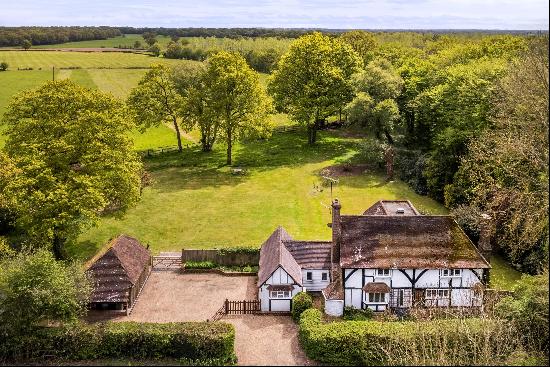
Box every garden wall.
[182,248,259,266]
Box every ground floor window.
[425,288,450,299]
[270,290,291,298]
[368,292,387,303]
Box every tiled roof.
[283,240,332,270]
[339,215,490,269]
[86,235,151,303]
[257,227,303,287]
[363,282,391,293]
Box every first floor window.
[368,292,386,303]
[270,291,291,298]
[321,272,328,281]
[441,269,461,277]
[306,272,313,281]
[376,269,391,277]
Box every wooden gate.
[210,299,261,321]
[152,255,182,270]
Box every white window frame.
[321,272,328,281]
[270,290,291,299]
[441,269,462,278]
[376,269,391,277]
[306,271,313,281]
[425,288,450,300]
[366,292,387,303]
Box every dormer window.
[376,269,391,277]
[396,208,405,214]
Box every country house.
[257,199,491,316]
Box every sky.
[1,0,548,30]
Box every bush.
[184,260,217,269]
[343,306,373,321]
[394,148,429,195]
[291,293,313,322]
[0,321,235,363]
[450,204,484,243]
[299,308,521,366]
[0,62,7,71]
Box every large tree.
[127,64,186,152]
[445,40,549,273]
[268,32,361,144]
[204,51,271,165]
[340,30,377,65]
[2,80,142,259]
[171,62,219,152]
[0,249,90,335]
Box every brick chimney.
[478,213,494,264]
[331,199,342,265]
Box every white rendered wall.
[301,269,330,292]
[258,266,302,312]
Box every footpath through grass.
[70,128,446,261]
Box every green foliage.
[268,32,362,144]
[343,306,373,321]
[340,30,377,65]
[203,51,271,165]
[2,80,142,258]
[127,63,185,151]
[0,249,91,335]
[450,204,484,243]
[291,292,313,322]
[184,261,217,269]
[299,308,521,366]
[0,321,235,363]
[495,272,549,353]
[0,62,7,71]
[148,44,161,56]
[21,39,32,50]
[216,247,259,256]
[0,237,15,259]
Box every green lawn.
[0,50,183,70]
[489,254,523,291]
[69,128,446,261]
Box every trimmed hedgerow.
[291,292,313,322]
[0,321,235,363]
[299,308,520,366]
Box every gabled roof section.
[86,235,151,303]
[339,215,490,269]
[363,200,420,216]
[283,240,332,270]
[257,226,303,287]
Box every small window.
[368,292,386,303]
[270,291,291,298]
[425,289,450,299]
[321,272,328,281]
[442,269,461,277]
[376,269,391,277]
[306,272,313,281]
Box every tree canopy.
[268,32,362,144]
[2,80,142,258]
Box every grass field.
[68,128,447,261]
[489,254,523,290]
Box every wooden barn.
[86,235,152,314]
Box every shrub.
[343,306,373,321]
[291,293,313,322]
[0,321,235,363]
[299,308,521,366]
[184,260,217,269]
[0,62,7,71]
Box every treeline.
[119,27,327,39]
[0,27,121,47]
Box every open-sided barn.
[86,235,152,314]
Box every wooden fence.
[210,299,261,321]
[182,249,259,266]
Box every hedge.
[299,308,520,366]
[0,321,235,363]
[291,292,313,322]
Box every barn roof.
[363,200,420,216]
[257,227,303,287]
[339,215,490,269]
[283,240,332,270]
[86,235,151,303]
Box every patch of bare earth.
[319,163,371,178]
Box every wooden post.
[243,300,246,314]
[225,299,229,315]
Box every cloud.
[1,0,548,29]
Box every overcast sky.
[1,0,548,30]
